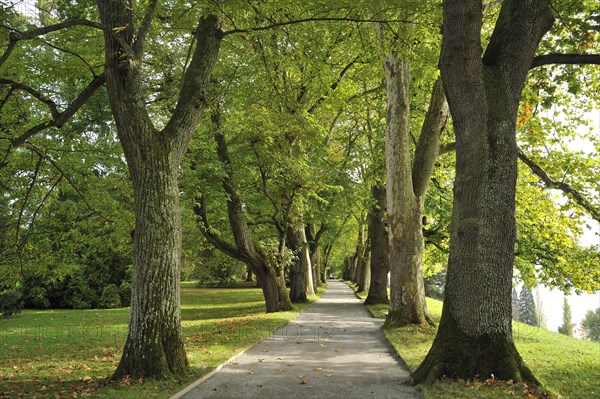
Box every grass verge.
[350,284,599,399]
[0,283,324,399]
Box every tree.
[413,0,555,385]
[193,110,293,312]
[580,308,600,342]
[511,288,520,321]
[95,2,223,379]
[558,297,574,337]
[383,64,448,326]
[518,287,538,327]
[534,288,547,329]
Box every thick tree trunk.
[98,2,222,379]
[384,55,432,327]
[365,183,389,305]
[114,157,188,378]
[245,266,253,282]
[413,0,554,385]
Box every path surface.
[174,280,422,399]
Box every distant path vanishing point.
[173,280,422,399]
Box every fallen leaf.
[258,358,266,363]
[279,369,285,372]
[256,384,263,387]
[325,374,333,378]
[248,371,256,375]
[335,349,341,352]
[314,368,322,372]
[277,357,284,360]
[300,379,309,385]
[262,349,269,352]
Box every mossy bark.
[413,301,538,385]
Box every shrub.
[26,286,51,309]
[0,287,23,317]
[119,281,131,307]
[99,284,122,309]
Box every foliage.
[99,284,122,309]
[0,285,320,398]
[424,268,446,301]
[518,288,538,327]
[0,286,23,317]
[558,297,574,337]
[580,307,600,342]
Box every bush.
[26,286,50,309]
[119,281,131,307]
[99,284,122,309]
[0,287,23,317]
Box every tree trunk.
[351,221,366,285]
[245,266,253,283]
[357,248,371,293]
[97,2,222,379]
[365,183,389,305]
[305,224,325,288]
[288,226,314,302]
[383,55,432,327]
[413,0,554,385]
[114,155,188,379]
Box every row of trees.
[1,0,598,387]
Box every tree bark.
[365,183,389,305]
[383,55,432,327]
[288,226,314,302]
[413,0,554,385]
[306,223,326,287]
[97,1,222,379]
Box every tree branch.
[517,149,600,222]
[0,78,60,119]
[23,142,100,217]
[134,0,159,58]
[0,19,133,68]
[193,195,248,263]
[11,73,106,147]
[222,17,415,36]
[412,77,450,199]
[530,53,600,69]
[307,56,358,114]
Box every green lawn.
[354,287,600,399]
[0,283,322,398]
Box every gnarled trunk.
[413,0,554,385]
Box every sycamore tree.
[414,0,599,385]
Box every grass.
[0,282,323,399]
[351,284,600,399]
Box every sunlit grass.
[0,283,323,398]
[347,282,599,399]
